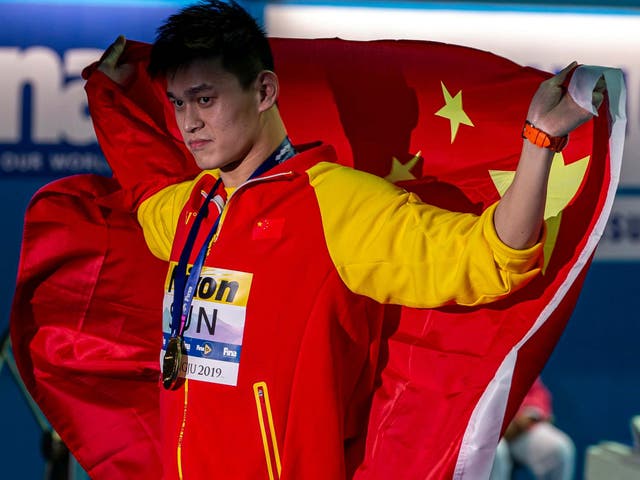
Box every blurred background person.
[490,378,575,480]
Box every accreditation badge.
[161,264,253,387]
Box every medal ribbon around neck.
[163,137,296,390]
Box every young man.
[93,1,601,478]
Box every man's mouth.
[188,139,211,151]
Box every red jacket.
[157,147,385,479]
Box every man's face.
[166,58,261,171]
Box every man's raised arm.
[494,62,604,249]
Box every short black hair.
[148,0,274,89]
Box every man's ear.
[256,70,279,112]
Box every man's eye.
[171,98,184,108]
[198,96,211,105]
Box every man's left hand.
[526,62,605,137]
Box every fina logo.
[0,46,110,176]
[223,347,238,358]
[202,343,213,357]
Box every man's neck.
[219,111,288,188]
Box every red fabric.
[11,175,165,479]
[10,38,615,479]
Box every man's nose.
[183,104,204,133]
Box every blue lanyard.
[170,137,296,338]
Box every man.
[90,1,601,478]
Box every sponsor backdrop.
[0,1,638,478]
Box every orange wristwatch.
[522,120,569,152]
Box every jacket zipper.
[253,381,282,480]
[227,176,289,479]
[177,378,189,480]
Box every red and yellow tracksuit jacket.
[137,144,543,480]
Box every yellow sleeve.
[307,162,543,308]
[136,171,211,261]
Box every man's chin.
[192,152,243,173]
[193,154,222,171]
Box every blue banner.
[0,2,185,177]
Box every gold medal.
[163,336,186,390]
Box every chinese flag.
[10,38,625,479]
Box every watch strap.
[522,120,569,152]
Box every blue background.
[1,1,638,479]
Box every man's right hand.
[96,35,135,87]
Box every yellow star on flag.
[384,151,422,183]
[435,82,474,143]
[489,152,590,272]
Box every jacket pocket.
[253,381,282,480]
